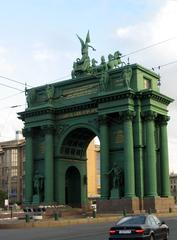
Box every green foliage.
[0,190,7,208]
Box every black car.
[109,214,169,240]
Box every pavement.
[1,211,177,229]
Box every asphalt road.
[0,217,176,240]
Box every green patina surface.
[19,32,173,207]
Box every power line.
[122,35,177,58]
[0,91,25,102]
[0,75,32,88]
[0,82,23,91]
[152,60,177,70]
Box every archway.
[58,126,100,207]
[65,166,81,207]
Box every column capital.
[121,110,136,121]
[158,115,170,125]
[142,110,157,121]
[98,115,108,125]
[42,125,55,134]
[22,127,33,137]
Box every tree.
[0,189,7,208]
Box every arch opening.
[59,127,100,207]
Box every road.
[0,217,176,240]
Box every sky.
[0,0,177,172]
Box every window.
[11,149,18,166]
[147,216,157,226]
[144,78,151,89]
[152,215,161,225]
[11,168,17,177]
[118,216,146,225]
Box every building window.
[144,78,151,89]
[11,149,18,167]
[11,168,17,177]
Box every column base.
[97,196,176,214]
[143,196,175,213]
[97,197,140,213]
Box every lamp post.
[7,167,11,211]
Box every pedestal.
[97,198,140,213]
[143,196,175,213]
[32,194,40,204]
[110,188,120,199]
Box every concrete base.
[97,198,140,213]
[97,196,176,214]
[143,196,175,213]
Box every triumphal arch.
[19,32,174,212]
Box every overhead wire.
[122,35,177,58]
[0,91,25,102]
[152,60,177,70]
[0,82,23,91]
[0,75,32,88]
[0,35,176,102]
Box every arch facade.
[20,63,174,212]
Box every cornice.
[137,90,174,105]
[18,102,98,119]
[91,89,136,104]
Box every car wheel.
[164,231,169,240]
[150,235,155,240]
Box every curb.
[1,212,177,229]
[0,216,119,229]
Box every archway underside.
[61,128,96,159]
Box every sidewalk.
[0,212,177,229]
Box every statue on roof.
[77,31,96,63]
[71,31,127,86]
[72,31,96,78]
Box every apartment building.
[0,136,25,204]
[170,172,177,203]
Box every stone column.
[160,115,170,197]
[99,115,109,199]
[144,111,158,197]
[133,100,144,198]
[123,110,136,198]
[43,125,54,204]
[23,128,33,204]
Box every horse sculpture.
[107,51,125,69]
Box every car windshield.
[117,216,146,225]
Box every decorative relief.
[25,88,36,107]
[114,130,124,144]
[57,108,97,120]
[46,84,55,103]
[39,143,45,155]
[63,83,99,99]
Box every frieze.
[57,107,97,120]
[63,83,99,99]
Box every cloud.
[33,48,56,62]
[115,1,177,172]
[115,1,177,56]
[0,46,16,74]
